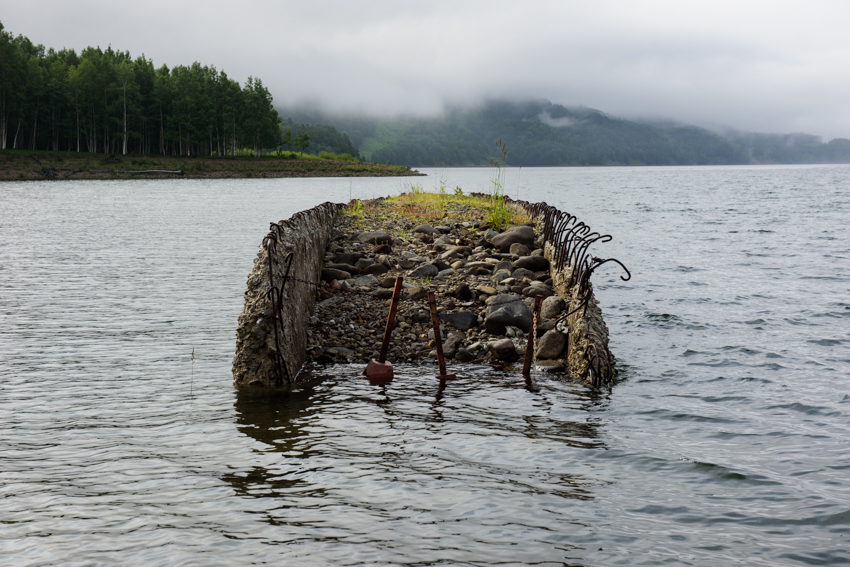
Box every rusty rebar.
[427,291,453,379]
[522,296,542,379]
[379,277,404,364]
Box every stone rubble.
[305,199,572,371]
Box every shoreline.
[0,150,423,181]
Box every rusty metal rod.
[378,277,404,363]
[427,291,449,377]
[522,296,542,379]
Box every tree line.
[0,21,280,156]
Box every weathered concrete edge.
[232,201,344,388]
[543,239,613,382]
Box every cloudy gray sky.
[5,0,850,139]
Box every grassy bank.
[0,149,422,181]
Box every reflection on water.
[224,365,604,563]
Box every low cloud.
[4,0,850,139]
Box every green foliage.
[0,20,280,155]
[293,132,310,156]
[486,140,513,230]
[280,119,360,159]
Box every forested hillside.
[0,21,280,156]
[283,101,850,166]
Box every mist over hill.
[279,100,850,167]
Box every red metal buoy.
[364,276,404,382]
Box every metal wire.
[503,197,630,390]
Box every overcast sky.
[4,0,850,139]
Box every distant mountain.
[278,100,850,167]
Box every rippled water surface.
[2,166,849,565]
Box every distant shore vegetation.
[0,20,361,161]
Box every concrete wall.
[232,202,343,388]
[544,246,614,382]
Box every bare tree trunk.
[122,80,128,155]
[159,105,165,155]
[31,102,39,150]
[75,93,80,152]
[0,91,6,150]
[13,118,21,149]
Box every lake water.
[1,165,848,566]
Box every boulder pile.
[306,199,571,371]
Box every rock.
[435,268,455,279]
[513,255,549,272]
[531,249,544,256]
[439,310,478,331]
[354,258,374,270]
[334,252,364,265]
[541,296,565,319]
[451,260,466,270]
[511,267,535,281]
[353,274,380,287]
[455,348,475,362]
[409,263,438,279]
[381,276,397,288]
[357,231,392,245]
[321,268,351,282]
[398,259,416,269]
[491,225,534,252]
[488,338,519,361]
[443,333,465,359]
[505,325,523,338]
[318,296,345,308]
[362,263,389,276]
[494,261,512,273]
[483,228,499,241]
[414,224,439,234]
[334,346,356,358]
[491,269,512,284]
[315,353,335,365]
[433,259,451,271]
[452,283,474,301]
[523,283,555,299]
[435,225,451,233]
[485,294,533,334]
[373,244,393,254]
[326,263,360,275]
[536,329,566,359]
[405,287,428,300]
[373,288,394,299]
[476,285,498,296]
[509,243,530,256]
[537,319,556,336]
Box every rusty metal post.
[428,291,456,380]
[364,276,404,381]
[522,296,542,379]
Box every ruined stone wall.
[233,202,343,387]
[544,245,613,382]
